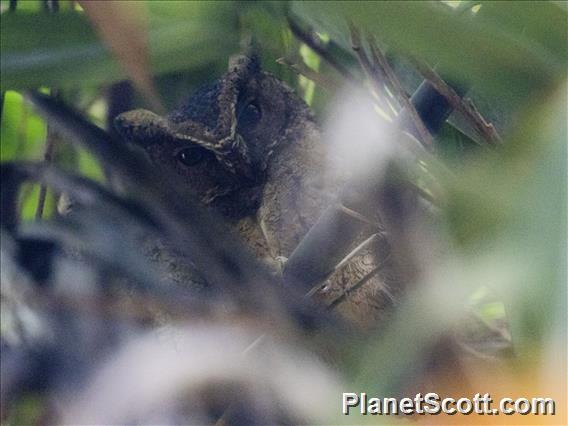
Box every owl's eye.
[176,146,207,167]
[238,102,262,127]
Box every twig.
[349,24,375,81]
[463,98,502,144]
[367,38,411,105]
[37,0,61,221]
[367,36,434,148]
[276,57,340,92]
[411,58,502,145]
[326,257,391,310]
[35,129,58,220]
[287,16,355,82]
[304,233,383,299]
[349,24,387,93]
[349,24,393,116]
[36,90,61,220]
[332,233,381,272]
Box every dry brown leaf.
[78,0,164,113]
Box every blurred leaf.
[1,2,239,90]
[77,148,104,182]
[1,2,565,421]
[1,12,110,90]
[349,77,566,407]
[478,301,507,322]
[0,0,42,12]
[445,81,567,354]
[436,121,482,163]
[6,395,44,426]
[290,1,565,103]
[78,1,163,112]
[0,90,46,162]
[477,1,568,62]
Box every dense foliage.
[1,1,566,424]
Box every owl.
[114,55,396,327]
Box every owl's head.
[114,55,311,219]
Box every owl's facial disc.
[115,56,265,180]
[114,54,292,218]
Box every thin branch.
[276,57,340,92]
[332,233,381,273]
[367,38,409,105]
[287,16,355,82]
[463,98,502,144]
[410,58,502,145]
[36,126,59,220]
[349,24,393,116]
[326,257,392,310]
[37,0,62,220]
[35,183,48,221]
[367,36,434,148]
[349,24,375,81]
[349,24,387,94]
[304,233,382,299]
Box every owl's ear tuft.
[114,109,170,147]
[227,54,260,76]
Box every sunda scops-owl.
[114,55,396,327]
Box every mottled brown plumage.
[114,55,396,327]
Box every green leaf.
[445,81,567,353]
[0,90,47,162]
[77,147,104,182]
[436,121,482,163]
[1,2,239,90]
[290,1,564,103]
[477,1,568,62]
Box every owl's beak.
[216,133,263,183]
